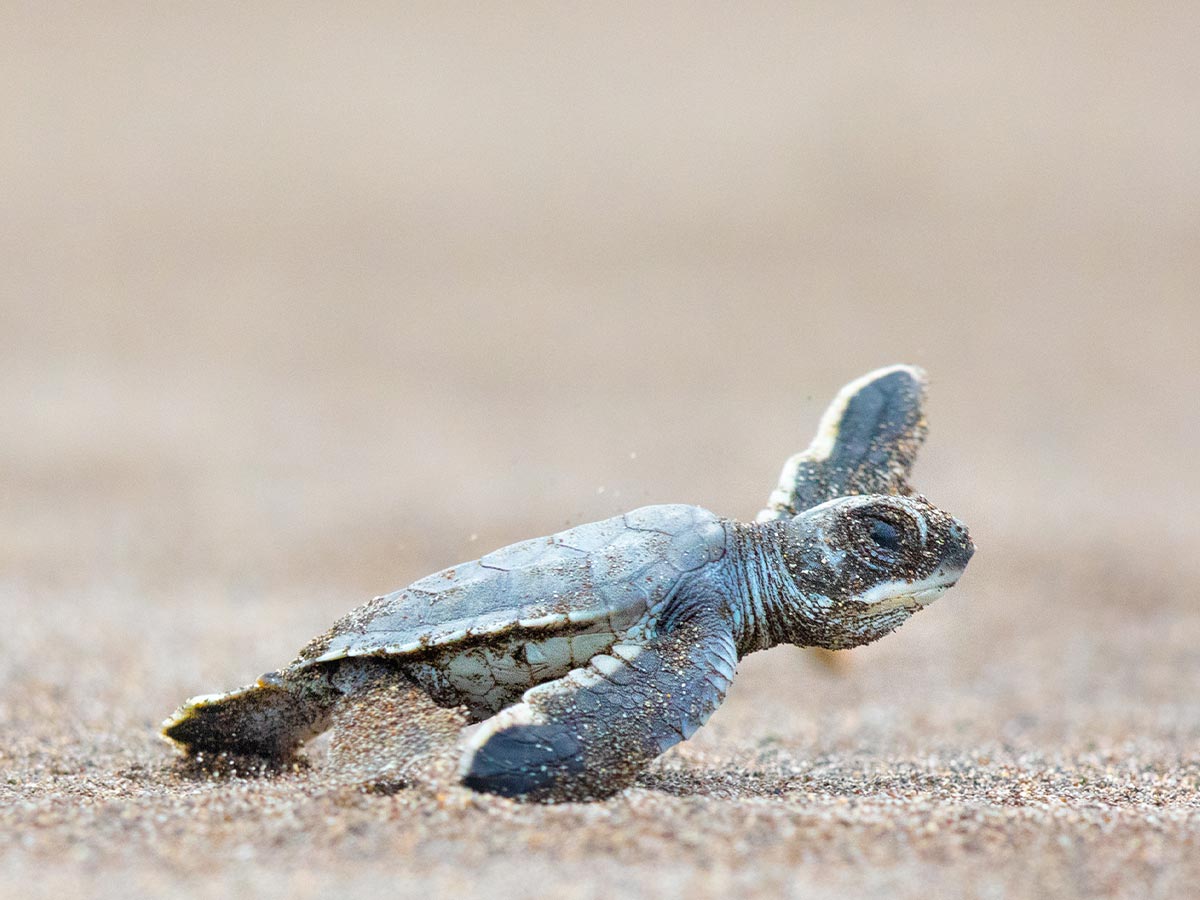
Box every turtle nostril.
[947,520,974,557]
[946,536,974,569]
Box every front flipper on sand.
[758,364,928,521]
[459,610,737,802]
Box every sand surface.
[3,4,1200,898]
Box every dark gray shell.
[297,504,727,669]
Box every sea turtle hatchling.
[163,365,974,801]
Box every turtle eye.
[868,518,902,552]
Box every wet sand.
[3,5,1200,898]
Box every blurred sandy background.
[2,3,1199,898]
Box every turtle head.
[778,494,974,649]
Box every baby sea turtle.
[162,365,973,802]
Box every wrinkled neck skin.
[720,519,907,659]
[722,519,813,657]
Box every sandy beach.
[3,4,1199,897]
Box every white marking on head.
[853,566,962,615]
[913,511,929,545]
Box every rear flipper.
[161,673,333,761]
[164,662,469,788]
[460,609,738,802]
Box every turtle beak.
[942,518,975,572]
[906,519,973,609]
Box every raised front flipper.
[459,609,737,802]
[758,364,928,520]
